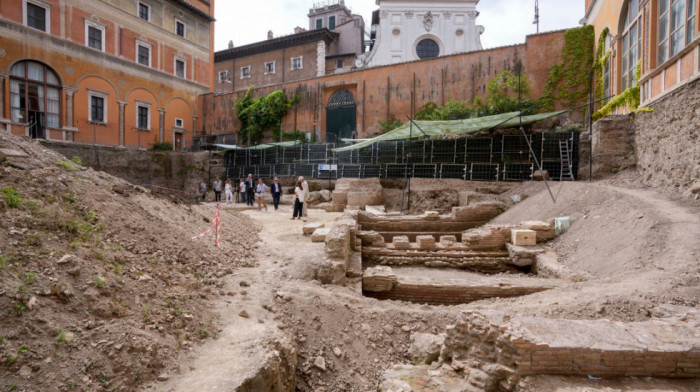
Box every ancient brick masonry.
[439,310,700,391]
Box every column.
[118,101,127,147]
[191,116,197,149]
[0,73,6,119]
[158,109,166,143]
[64,87,78,128]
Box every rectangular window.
[26,2,47,32]
[138,3,150,21]
[291,57,303,70]
[241,66,250,78]
[265,62,275,74]
[315,18,323,29]
[336,59,344,69]
[85,21,105,52]
[175,58,185,78]
[137,43,151,67]
[90,95,105,123]
[658,0,696,64]
[175,118,183,128]
[176,20,186,37]
[137,105,149,130]
[329,15,336,31]
[219,70,229,82]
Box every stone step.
[311,227,331,242]
[302,222,324,235]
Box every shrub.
[152,142,173,151]
[1,188,22,208]
[70,156,83,165]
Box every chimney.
[294,26,307,34]
[228,40,234,49]
[267,30,274,40]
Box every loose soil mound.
[0,133,259,391]
[483,181,700,322]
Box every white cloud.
[215,0,584,51]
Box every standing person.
[256,179,269,211]
[245,174,255,206]
[213,177,222,203]
[235,176,241,203]
[291,180,305,220]
[300,176,310,219]
[224,179,234,204]
[239,177,246,204]
[199,180,207,202]
[271,177,283,211]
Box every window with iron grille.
[26,2,47,32]
[416,38,440,60]
[91,96,104,123]
[88,26,103,51]
[241,66,251,78]
[138,3,150,21]
[265,62,275,74]
[336,59,344,69]
[292,57,303,70]
[137,44,150,66]
[176,20,185,37]
[137,105,149,129]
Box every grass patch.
[24,272,36,285]
[56,161,78,171]
[71,156,83,165]
[55,330,69,346]
[1,188,22,208]
[95,276,106,288]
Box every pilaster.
[118,101,127,147]
[158,109,166,143]
[64,87,78,128]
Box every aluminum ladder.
[558,139,575,181]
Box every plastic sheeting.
[554,216,577,236]
[333,111,566,152]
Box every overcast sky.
[214,0,584,51]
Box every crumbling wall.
[43,142,212,196]
[440,310,700,391]
[634,78,700,198]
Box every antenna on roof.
[533,0,540,34]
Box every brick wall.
[201,30,569,140]
[363,282,548,306]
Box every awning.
[333,111,565,152]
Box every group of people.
[200,175,309,219]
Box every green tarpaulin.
[333,111,566,152]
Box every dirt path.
[147,204,344,391]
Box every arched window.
[9,61,61,137]
[621,0,642,90]
[416,38,440,60]
[658,0,696,65]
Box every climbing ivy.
[538,25,595,113]
[593,61,645,120]
[232,88,300,145]
[593,27,611,101]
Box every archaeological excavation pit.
[322,201,569,306]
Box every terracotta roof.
[167,0,215,22]
[215,29,339,62]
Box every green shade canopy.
[333,111,566,152]
[215,141,303,151]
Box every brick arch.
[125,86,160,108]
[74,74,121,101]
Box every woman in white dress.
[224,179,234,204]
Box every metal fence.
[225,132,580,182]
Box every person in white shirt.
[256,179,269,211]
[291,180,306,220]
[239,179,246,204]
[300,176,310,218]
[224,179,234,204]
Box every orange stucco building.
[0,0,215,150]
[585,0,699,107]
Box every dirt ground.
[3,132,698,392]
[0,133,259,391]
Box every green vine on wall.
[232,87,300,145]
[539,25,595,113]
[593,61,645,120]
[593,27,611,101]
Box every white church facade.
[357,0,485,68]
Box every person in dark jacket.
[270,177,283,211]
[245,174,255,206]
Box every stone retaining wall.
[440,310,700,391]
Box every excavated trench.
[354,203,562,305]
